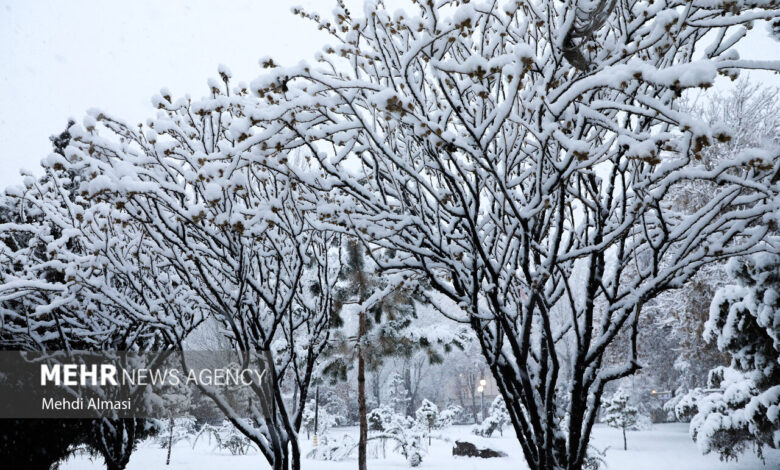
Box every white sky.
[1,1,778,190]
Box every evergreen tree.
[388,372,412,416]
[473,396,511,438]
[321,239,451,470]
[301,400,336,439]
[603,389,639,451]
[690,254,780,461]
[488,396,511,437]
[415,399,439,445]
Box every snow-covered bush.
[473,396,511,437]
[436,404,463,429]
[193,421,255,456]
[307,434,357,461]
[388,417,426,467]
[322,392,351,427]
[666,388,706,422]
[635,413,653,432]
[582,446,607,470]
[690,254,780,461]
[415,399,439,427]
[369,408,427,467]
[415,399,439,444]
[602,389,640,450]
[302,400,337,438]
[367,405,394,432]
[156,417,198,449]
[367,405,395,459]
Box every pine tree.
[323,239,422,470]
[388,372,412,416]
[603,389,639,451]
[415,399,439,445]
[301,400,336,439]
[488,396,511,437]
[473,396,511,438]
[690,254,780,461]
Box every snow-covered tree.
[637,80,779,398]
[665,388,705,423]
[240,2,780,470]
[2,2,779,470]
[415,399,438,444]
[372,410,427,467]
[690,253,780,461]
[490,396,512,436]
[321,238,423,470]
[388,371,412,415]
[603,389,639,450]
[302,399,337,439]
[367,405,395,432]
[436,404,463,429]
[473,395,511,438]
[3,72,343,470]
[0,122,162,470]
[449,345,490,423]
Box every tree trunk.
[623,426,627,451]
[291,436,302,470]
[98,419,135,470]
[358,307,368,470]
[166,416,174,465]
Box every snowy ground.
[60,423,780,470]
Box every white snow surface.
[59,423,780,470]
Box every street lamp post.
[478,379,487,420]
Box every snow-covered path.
[60,423,780,470]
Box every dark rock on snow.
[452,440,507,458]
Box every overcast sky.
[1,1,778,189]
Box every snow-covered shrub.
[667,388,706,422]
[302,400,337,438]
[370,409,427,466]
[602,389,640,450]
[415,399,439,444]
[320,389,350,426]
[690,254,780,461]
[368,405,394,432]
[436,404,463,429]
[156,417,198,449]
[307,434,356,461]
[635,413,653,431]
[415,399,439,428]
[193,421,255,455]
[663,392,683,422]
[366,405,394,459]
[389,421,426,467]
[582,445,607,470]
[407,449,423,467]
[472,396,510,437]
